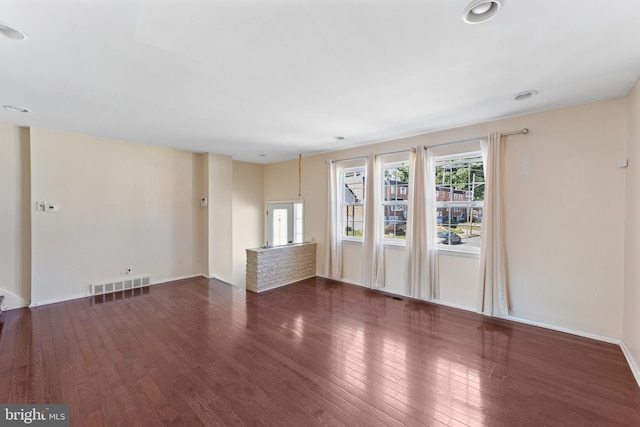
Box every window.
[342,167,365,239]
[267,201,303,246]
[383,161,409,241]
[435,152,484,251]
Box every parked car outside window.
[438,231,462,245]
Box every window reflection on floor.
[434,357,483,424]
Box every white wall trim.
[29,274,208,308]
[424,297,475,312]
[315,273,369,288]
[375,285,477,312]
[506,315,621,345]
[29,293,88,308]
[151,274,206,285]
[0,288,30,310]
[620,341,640,389]
[318,276,622,345]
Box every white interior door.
[267,203,294,246]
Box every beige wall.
[3,127,266,305]
[502,99,626,337]
[192,153,208,276]
[232,161,264,287]
[30,128,204,305]
[265,98,629,339]
[207,153,233,282]
[624,78,640,377]
[0,125,31,308]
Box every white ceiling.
[2,0,640,164]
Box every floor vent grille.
[90,276,151,296]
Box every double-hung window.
[435,152,484,252]
[382,161,410,242]
[341,167,365,240]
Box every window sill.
[340,240,408,249]
[342,238,363,245]
[383,240,406,248]
[437,247,480,258]
[340,241,479,258]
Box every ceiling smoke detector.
[0,22,28,40]
[463,0,504,24]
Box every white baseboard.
[315,273,369,288]
[372,286,477,312]
[29,274,207,308]
[319,277,621,345]
[0,288,30,310]
[620,341,640,389]
[505,315,620,345]
[151,274,206,285]
[29,293,88,308]
[425,298,475,312]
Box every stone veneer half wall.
[246,243,316,292]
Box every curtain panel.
[477,132,509,317]
[363,154,384,288]
[405,146,439,300]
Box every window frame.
[265,201,304,247]
[382,160,410,245]
[434,151,484,254]
[341,166,366,242]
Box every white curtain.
[325,160,343,279]
[362,154,384,288]
[405,146,439,299]
[477,132,509,317]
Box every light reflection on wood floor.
[0,276,638,426]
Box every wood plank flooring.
[0,276,639,426]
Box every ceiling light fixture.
[463,0,504,24]
[0,22,28,40]
[512,90,538,101]
[3,105,31,113]
[333,136,346,141]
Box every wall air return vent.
[90,276,151,296]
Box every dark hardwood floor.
[0,277,639,426]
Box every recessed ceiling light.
[3,105,31,113]
[463,0,504,24]
[512,90,538,101]
[333,136,346,141]
[0,22,28,40]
